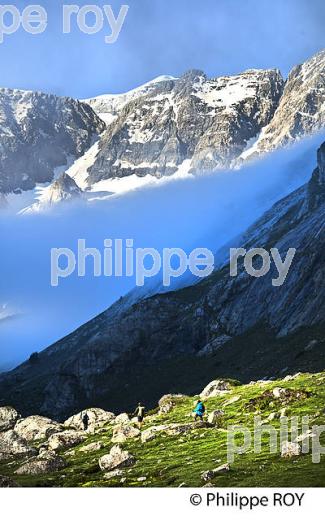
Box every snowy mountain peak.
[0,89,105,194]
[83,75,177,125]
[20,174,83,213]
[84,67,284,186]
[45,173,83,204]
[2,50,325,205]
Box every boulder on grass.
[0,407,20,432]
[114,413,130,425]
[207,410,225,426]
[201,463,230,481]
[104,469,124,480]
[99,445,136,472]
[48,431,86,451]
[0,430,37,461]
[200,380,231,398]
[141,425,169,443]
[272,387,287,399]
[281,441,302,458]
[158,394,185,414]
[79,441,104,453]
[14,415,63,442]
[15,451,67,475]
[64,408,115,433]
[112,424,140,443]
[141,422,206,443]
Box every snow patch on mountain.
[84,75,177,124]
[68,140,101,188]
[87,158,193,196]
[193,70,259,110]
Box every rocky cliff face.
[80,51,325,188]
[250,50,325,155]
[84,75,177,124]
[85,68,284,185]
[2,51,324,197]
[0,89,105,193]
[1,143,324,418]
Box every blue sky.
[0,0,324,98]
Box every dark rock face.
[308,142,325,210]
[86,69,284,184]
[0,144,324,419]
[0,89,105,193]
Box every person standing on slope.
[134,402,146,428]
[193,400,205,422]
[82,411,89,431]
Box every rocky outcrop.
[64,408,115,433]
[141,422,207,443]
[114,413,130,425]
[48,431,86,451]
[15,451,67,475]
[252,50,325,155]
[14,415,63,442]
[158,395,186,414]
[0,430,37,461]
[23,174,83,213]
[0,407,20,432]
[207,410,225,426]
[79,441,104,453]
[112,424,140,443]
[99,445,136,471]
[307,142,325,211]
[0,371,322,486]
[141,425,170,443]
[0,89,105,193]
[200,380,232,398]
[103,469,125,480]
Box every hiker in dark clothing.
[82,411,89,431]
[134,402,145,428]
[193,400,205,422]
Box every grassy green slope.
[1,371,325,487]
